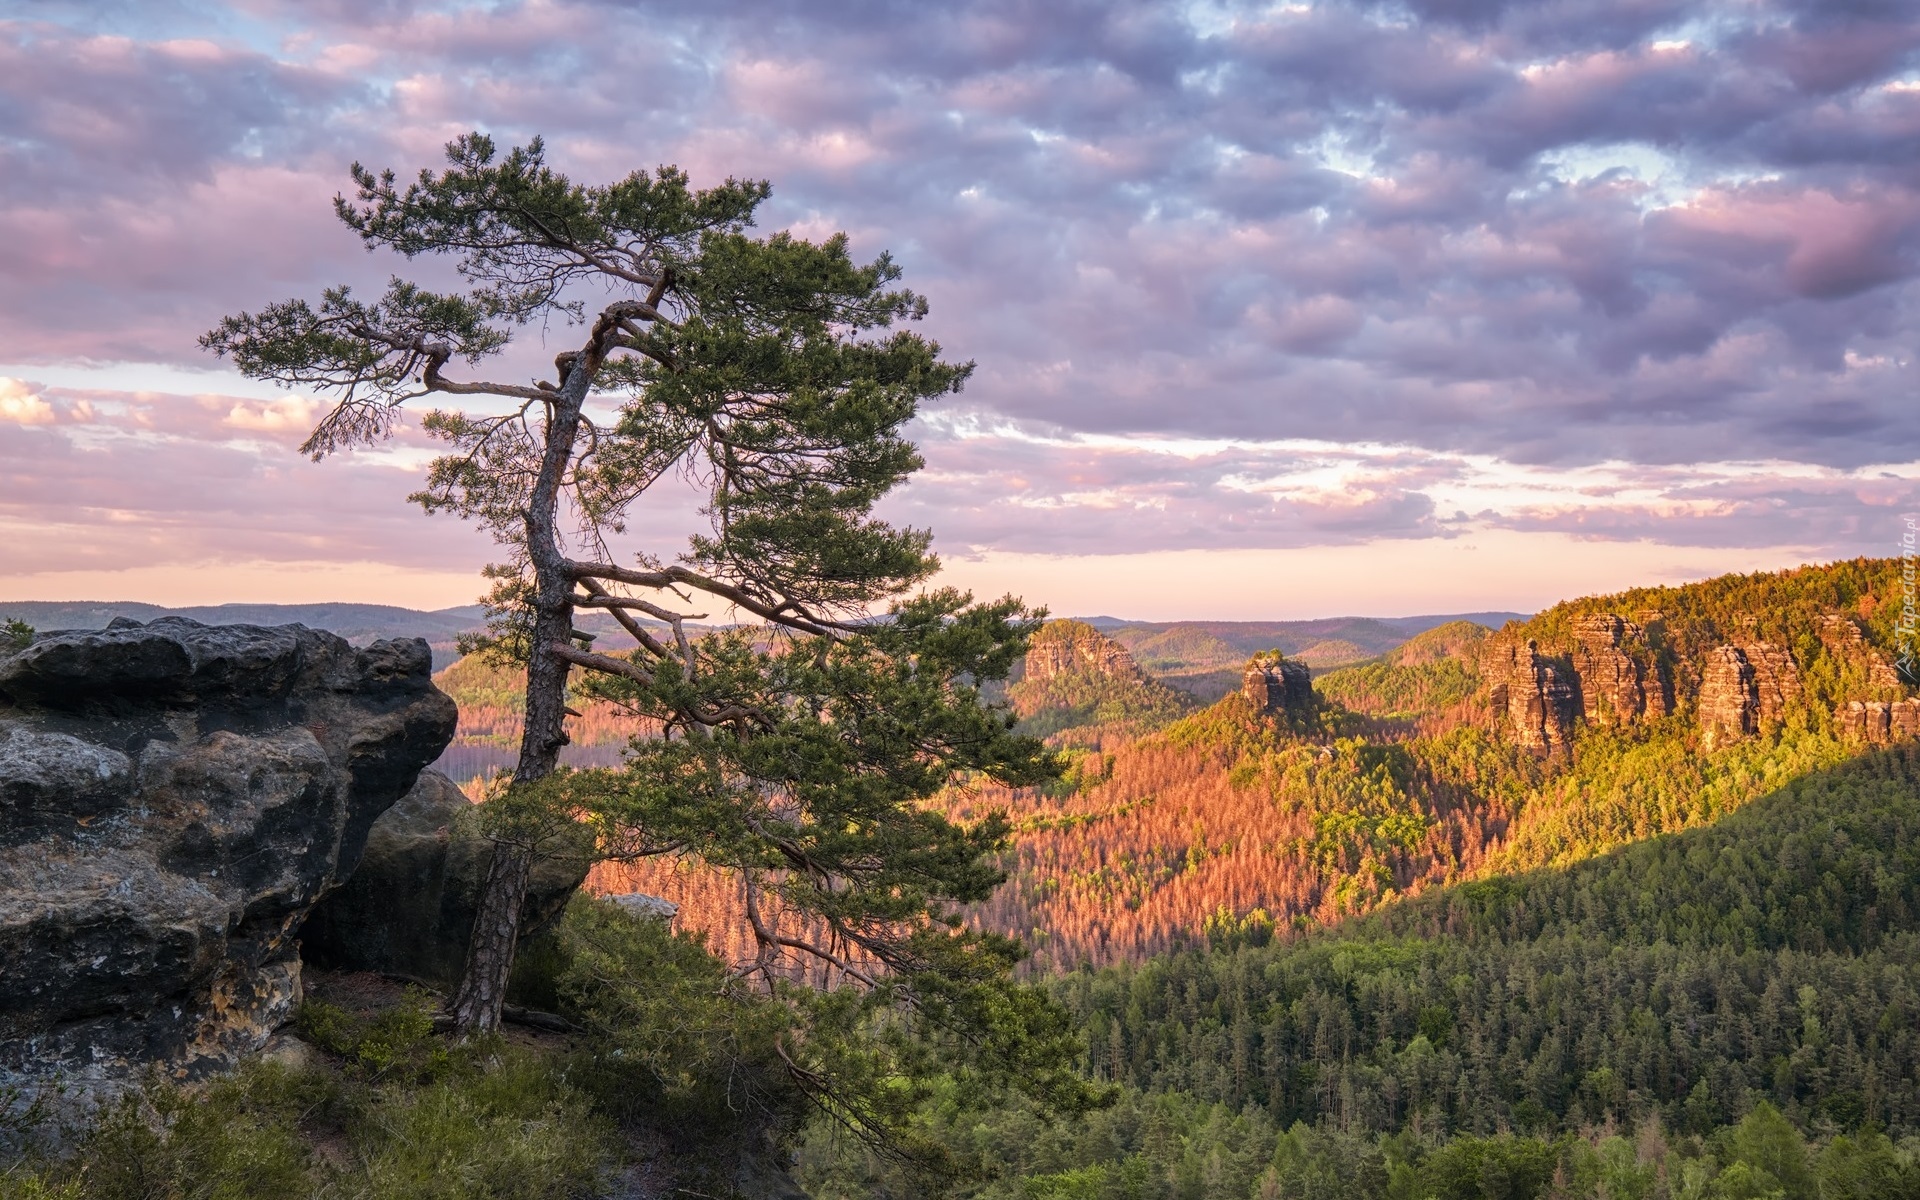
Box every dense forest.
[800,744,1920,1198]
[603,560,1912,967]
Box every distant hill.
[1089,611,1526,700]
[0,601,492,668]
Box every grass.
[0,899,807,1200]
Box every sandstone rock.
[0,617,455,1096]
[1698,645,1758,748]
[300,768,593,988]
[1842,697,1920,745]
[1483,638,1577,753]
[1020,621,1143,684]
[1819,613,1870,654]
[1820,613,1906,689]
[1242,652,1314,715]
[1569,615,1669,725]
[1897,699,1920,740]
[1007,620,1192,731]
[1736,640,1802,724]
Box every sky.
[1,0,1917,620]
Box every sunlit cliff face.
[2,1,1917,615]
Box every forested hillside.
[801,744,1920,1198]
[439,560,1920,1196]
[1100,612,1523,701]
[430,652,651,784]
[606,560,1919,975]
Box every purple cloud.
[1,0,1918,592]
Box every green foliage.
[1,619,32,650]
[802,1079,1920,1200]
[577,589,1058,989]
[9,1030,613,1200]
[1316,653,1482,722]
[68,1067,319,1200]
[1417,1133,1565,1200]
[295,988,453,1082]
[1045,747,1920,1141]
[539,895,1104,1181]
[541,895,802,1139]
[347,1056,608,1200]
[432,651,529,715]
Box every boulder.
[0,617,455,1095]
[300,768,594,988]
[606,892,679,923]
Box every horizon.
[0,595,1535,626]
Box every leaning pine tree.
[203,135,1070,1092]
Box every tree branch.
[742,875,880,989]
[566,560,848,637]
[572,581,677,660]
[547,641,656,686]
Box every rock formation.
[1842,698,1920,744]
[1242,652,1314,716]
[1483,638,1577,753]
[606,892,679,923]
[1020,620,1144,684]
[0,617,456,1094]
[300,768,593,988]
[1007,620,1193,732]
[1697,645,1758,748]
[1569,615,1668,725]
[1736,640,1802,724]
[1821,614,1907,690]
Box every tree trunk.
[447,839,536,1031]
[448,349,596,1034]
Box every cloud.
[0,378,55,425]
[888,413,1920,558]
[1,0,1918,584]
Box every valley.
[15,559,1920,1197]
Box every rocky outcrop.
[1007,620,1193,732]
[607,892,679,923]
[1843,698,1920,744]
[1483,638,1577,753]
[301,768,593,988]
[1821,614,1907,690]
[0,617,456,1094]
[1020,620,1143,684]
[1737,640,1802,724]
[1569,615,1668,725]
[1697,645,1759,748]
[1243,652,1313,716]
